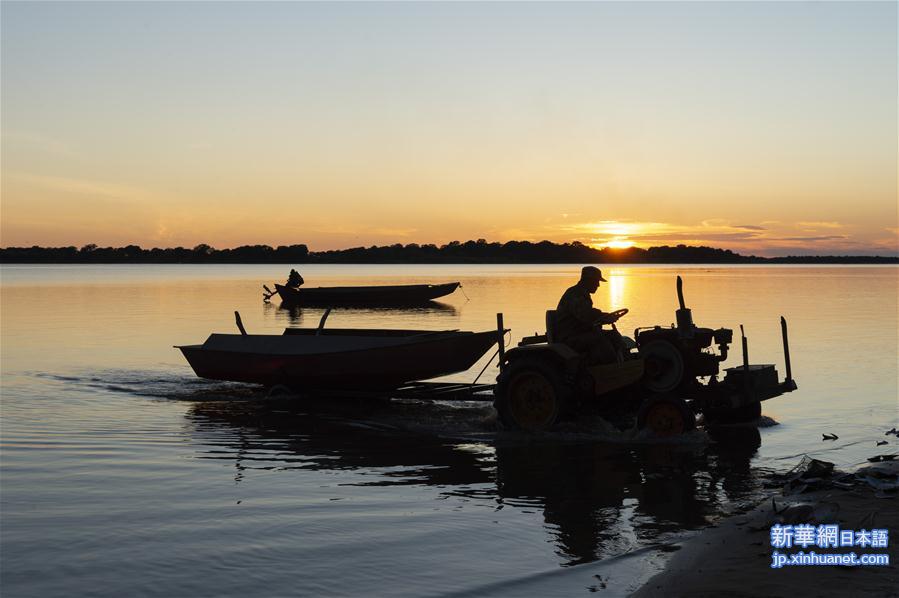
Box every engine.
[635,277,733,392]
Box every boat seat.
[545,310,558,344]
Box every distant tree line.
[0,243,311,263]
[0,240,896,264]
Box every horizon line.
[2,240,897,260]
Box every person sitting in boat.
[286,269,304,289]
[554,266,626,364]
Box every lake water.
[1,264,897,596]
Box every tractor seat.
[545,309,558,344]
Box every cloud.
[769,235,848,242]
[8,172,161,204]
[797,221,845,229]
[561,219,768,244]
[538,216,894,256]
[626,231,765,242]
[155,222,172,242]
[369,227,418,237]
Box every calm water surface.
[2,264,897,597]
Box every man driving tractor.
[555,266,628,364]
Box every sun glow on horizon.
[601,239,637,250]
[584,221,645,250]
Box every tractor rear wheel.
[637,394,695,438]
[494,358,571,431]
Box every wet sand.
[634,460,899,597]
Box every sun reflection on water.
[606,269,627,310]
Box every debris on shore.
[634,453,899,597]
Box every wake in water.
[35,369,261,402]
[31,368,782,449]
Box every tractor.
[493,276,798,436]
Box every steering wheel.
[596,307,628,329]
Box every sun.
[580,221,649,250]
[585,221,640,249]
[604,239,635,249]
[588,238,635,250]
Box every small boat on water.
[177,315,501,391]
[271,282,461,306]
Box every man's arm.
[568,293,606,326]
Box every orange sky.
[2,3,896,256]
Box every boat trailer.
[275,314,509,403]
[287,380,498,402]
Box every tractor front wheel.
[494,358,571,431]
[265,384,295,399]
[637,394,695,438]
[640,340,685,393]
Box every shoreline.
[2,259,898,265]
[632,458,899,597]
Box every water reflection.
[263,300,459,326]
[606,268,628,311]
[186,400,765,566]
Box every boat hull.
[178,329,499,391]
[274,282,460,306]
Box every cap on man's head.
[581,266,607,282]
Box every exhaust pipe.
[675,276,694,335]
[740,324,749,371]
[496,313,506,369]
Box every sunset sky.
[2,2,896,256]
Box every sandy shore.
[633,460,899,597]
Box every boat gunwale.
[273,281,460,305]
[278,282,459,293]
[177,329,498,359]
[275,281,462,293]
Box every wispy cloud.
[797,221,845,229]
[560,219,768,245]
[770,235,848,242]
[370,227,418,237]
[626,231,764,242]
[531,217,890,256]
[9,172,162,204]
